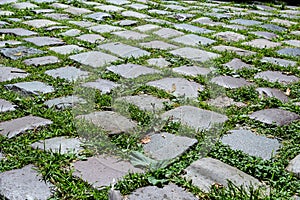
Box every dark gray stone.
[0,99,16,112]
[0,46,44,60]
[23,56,59,66]
[170,47,220,63]
[45,66,89,81]
[24,36,64,47]
[261,24,287,32]
[286,154,300,178]
[5,81,54,96]
[0,164,54,200]
[82,78,120,94]
[0,115,52,138]
[128,184,198,200]
[0,28,37,36]
[49,45,84,55]
[256,87,289,103]
[23,19,59,28]
[254,71,299,85]
[223,58,253,71]
[172,65,211,77]
[107,64,160,78]
[174,23,214,34]
[221,129,280,160]
[44,95,86,109]
[261,57,297,67]
[72,155,143,187]
[277,48,300,57]
[140,40,178,50]
[249,108,300,126]
[0,66,29,82]
[172,34,216,46]
[161,105,228,131]
[86,12,111,21]
[76,111,137,135]
[211,76,253,89]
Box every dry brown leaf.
[285,88,291,96]
[141,135,151,144]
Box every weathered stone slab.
[271,19,297,27]
[107,64,160,78]
[256,87,289,103]
[213,31,246,42]
[0,21,9,27]
[116,94,170,112]
[147,58,170,68]
[212,45,256,56]
[223,58,253,71]
[286,154,300,178]
[121,10,150,19]
[147,78,204,98]
[134,24,160,32]
[172,34,216,46]
[0,66,29,82]
[164,4,189,11]
[261,57,297,67]
[112,30,149,40]
[97,42,150,58]
[31,136,83,154]
[76,34,104,43]
[49,45,84,55]
[60,29,81,37]
[23,19,59,28]
[0,28,37,36]
[5,81,54,96]
[174,23,213,34]
[254,71,299,85]
[69,20,96,28]
[0,0,17,4]
[64,7,92,15]
[0,115,52,138]
[128,184,198,200]
[284,40,300,48]
[0,99,16,112]
[224,24,247,31]
[43,13,70,20]
[127,3,148,10]
[206,96,246,108]
[192,17,224,27]
[277,48,300,57]
[243,39,281,49]
[184,157,265,192]
[24,36,64,47]
[0,164,54,200]
[0,46,44,60]
[230,19,262,26]
[86,12,111,21]
[69,51,119,68]
[221,130,280,160]
[249,108,300,126]
[116,19,138,26]
[23,56,59,66]
[95,5,125,12]
[82,78,120,94]
[261,24,286,32]
[211,75,252,89]
[89,25,124,33]
[45,66,89,81]
[153,28,184,38]
[172,65,211,77]
[13,2,38,9]
[140,40,178,50]
[106,0,130,5]
[250,31,277,39]
[76,111,137,135]
[143,132,197,160]
[0,40,22,47]
[72,155,143,188]
[44,95,86,109]
[170,47,220,63]
[161,105,228,130]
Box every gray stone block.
[0,99,17,112]
[0,66,29,82]
[107,64,160,78]
[5,81,54,96]
[23,19,59,28]
[24,36,64,47]
[140,40,178,50]
[44,95,87,109]
[82,78,120,94]
[254,71,299,85]
[23,56,59,66]
[0,46,44,60]
[170,47,220,63]
[211,75,253,89]
[286,154,300,178]
[0,28,37,36]
[172,34,216,46]
[256,87,289,103]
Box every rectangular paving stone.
[250,31,278,39]
[284,40,300,48]
[206,95,246,108]
[256,87,289,103]
[0,46,44,60]
[72,155,143,188]
[82,78,120,94]
[0,99,16,113]
[89,24,124,33]
[161,105,228,131]
[153,28,184,38]
[211,75,253,89]
[76,34,104,43]
[140,40,178,50]
[286,154,300,178]
[69,20,97,28]
[184,157,266,192]
[192,17,225,27]
[107,64,160,78]
[12,2,38,9]
[172,65,211,77]
[212,45,256,56]
[243,39,281,49]
[95,5,125,12]
[261,24,286,32]
[277,48,300,57]
[106,0,130,5]
[172,34,216,46]
[0,28,37,36]
[147,58,170,68]
[0,66,29,82]
[23,56,59,66]
[0,115,52,138]
[254,71,299,85]
[261,57,297,67]
[97,42,150,58]
[64,7,92,15]
[69,51,119,68]
[213,31,246,42]
[23,19,59,28]
[112,30,149,40]
[121,10,150,19]
[44,95,86,109]
[49,45,84,55]
[43,13,70,20]
[134,24,160,32]
[45,66,89,81]
[170,47,220,63]
[0,40,22,47]
[60,29,81,37]
[230,19,262,26]
[85,12,111,21]
[5,81,54,96]
[24,37,64,47]
[0,164,54,200]
[223,58,253,71]
[174,23,214,34]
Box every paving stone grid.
[0,0,299,199]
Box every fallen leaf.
[141,135,151,144]
[13,52,22,56]
[285,88,291,96]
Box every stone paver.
[107,64,160,78]
[172,65,211,77]
[45,66,89,81]
[211,75,253,89]
[261,57,297,67]
[0,99,17,113]
[0,28,37,36]
[0,115,52,138]
[147,58,170,68]
[223,58,253,71]
[76,34,104,43]
[44,95,86,109]
[170,47,220,63]
[82,78,120,94]
[5,81,54,96]
[23,19,59,28]
[277,48,300,57]
[212,45,256,56]
[0,164,54,200]
[256,87,289,103]
[286,154,300,178]
[112,30,149,40]
[250,31,277,39]
[23,56,59,66]
[214,31,246,42]
[140,40,178,50]
[243,39,281,49]
[24,36,65,47]
[254,71,299,85]
[49,45,84,55]
[0,46,44,60]
[172,34,216,46]
[153,28,184,38]
[0,66,29,82]
[206,96,246,108]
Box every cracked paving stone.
[107,63,160,78]
[97,42,150,58]
[249,108,300,126]
[127,184,198,200]
[112,30,149,40]
[286,154,300,178]
[23,56,60,66]
[76,111,137,135]
[44,95,86,109]
[206,96,246,108]
[0,28,37,36]
[170,47,220,63]
[0,115,52,138]
[261,57,297,67]
[24,36,64,47]
[213,31,246,42]
[49,45,84,55]
[0,46,44,60]
[5,81,54,96]
[223,58,254,71]
[147,77,204,98]
[184,157,266,192]
[23,19,59,28]
[31,136,83,154]
[250,31,278,39]
[0,164,54,200]
[147,58,170,68]
[0,66,29,82]
[82,78,120,94]
[277,48,300,57]
[212,45,256,56]
[0,99,17,113]
[172,65,211,77]
[72,155,143,188]
[89,24,124,33]
[161,105,228,131]
[116,94,170,112]
[86,12,112,21]
[256,87,289,103]
[254,71,299,85]
[242,39,281,49]
[172,34,216,46]
[45,66,89,81]
[221,129,280,160]
[143,132,197,160]
[211,75,253,89]
[140,40,178,50]
[153,28,184,38]
[76,34,104,43]
[174,23,214,34]
[69,51,119,68]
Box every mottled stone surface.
[24,36,64,47]
[172,34,216,46]
[249,108,300,126]
[223,58,253,70]
[214,31,246,42]
[250,31,277,39]
[49,45,84,55]
[86,12,111,21]
[211,76,252,89]
[170,47,220,63]
[172,65,211,77]
[212,45,256,56]
[72,155,143,187]
[256,87,289,103]
[89,24,124,33]
[5,81,54,96]
[107,64,160,78]
[23,56,59,66]
[261,57,297,67]
[254,71,299,85]
[82,78,120,94]
[0,28,37,36]
[23,19,59,28]
[0,66,29,82]
[277,48,300,57]
[140,40,178,50]
[0,115,52,138]
[206,96,246,108]
[153,28,184,38]
[230,19,262,26]
[243,39,281,49]
[44,95,86,109]
[134,24,160,32]
[161,105,228,131]
[0,99,17,112]
[112,30,149,40]
[0,165,54,200]
[174,23,213,34]
[0,46,44,60]
[147,58,170,68]
[76,34,104,43]
[286,154,300,178]
[221,130,280,160]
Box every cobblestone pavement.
[0,0,299,199]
